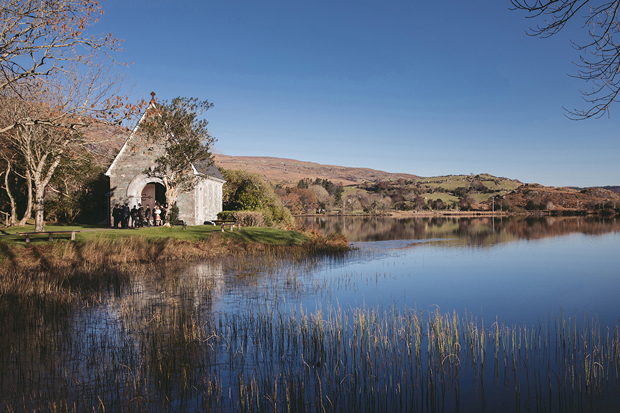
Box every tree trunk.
[18,168,32,226]
[34,186,45,232]
[32,155,62,232]
[2,163,17,226]
[163,177,178,208]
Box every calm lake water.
[3,215,620,412]
[291,216,620,326]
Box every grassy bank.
[0,225,348,265]
[0,224,312,245]
[0,224,348,261]
[0,225,349,335]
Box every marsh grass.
[4,301,619,411]
[0,235,617,413]
[1,247,619,412]
[0,228,348,270]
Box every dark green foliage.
[431,198,445,210]
[297,178,309,189]
[525,200,545,211]
[394,201,413,211]
[222,169,293,227]
[46,155,109,223]
[333,186,344,204]
[217,211,236,220]
[166,203,179,224]
[453,187,470,198]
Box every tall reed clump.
[302,231,350,255]
[1,230,349,271]
[3,283,620,413]
[2,247,617,412]
[54,236,228,266]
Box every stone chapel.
[105,100,224,225]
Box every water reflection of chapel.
[105,99,224,225]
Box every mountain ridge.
[214,154,419,186]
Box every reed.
[1,253,619,412]
[0,229,349,270]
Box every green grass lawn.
[422,181,464,191]
[0,223,309,247]
[422,193,459,204]
[224,227,309,245]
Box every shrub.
[221,169,294,227]
[218,211,236,220]
[166,203,179,224]
[525,200,545,210]
[233,211,265,227]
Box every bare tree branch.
[512,0,620,118]
[0,0,122,92]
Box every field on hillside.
[216,155,618,214]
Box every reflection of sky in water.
[305,232,620,326]
[61,226,620,413]
[175,228,620,328]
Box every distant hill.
[594,186,620,195]
[501,184,620,212]
[214,155,420,186]
[566,186,620,195]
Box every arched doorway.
[126,174,166,208]
[141,182,166,208]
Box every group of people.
[112,202,168,229]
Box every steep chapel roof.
[104,100,222,181]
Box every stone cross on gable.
[150,91,156,103]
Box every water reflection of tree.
[300,216,620,246]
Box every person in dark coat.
[123,204,130,229]
[137,203,144,228]
[161,203,168,225]
[112,204,120,228]
[130,205,138,229]
[144,205,151,227]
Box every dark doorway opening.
[141,183,166,207]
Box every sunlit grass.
[0,224,310,247]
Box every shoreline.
[0,228,349,271]
[296,209,613,218]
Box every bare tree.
[0,1,140,230]
[1,66,127,231]
[1,1,119,99]
[2,97,79,231]
[512,0,620,118]
[0,158,18,226]
[358,192,391,214]
[0,0,142,136]
[309,184,331,213]
[0,105,32,226]
[413,195,426,211]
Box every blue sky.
[97,0,619,187]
